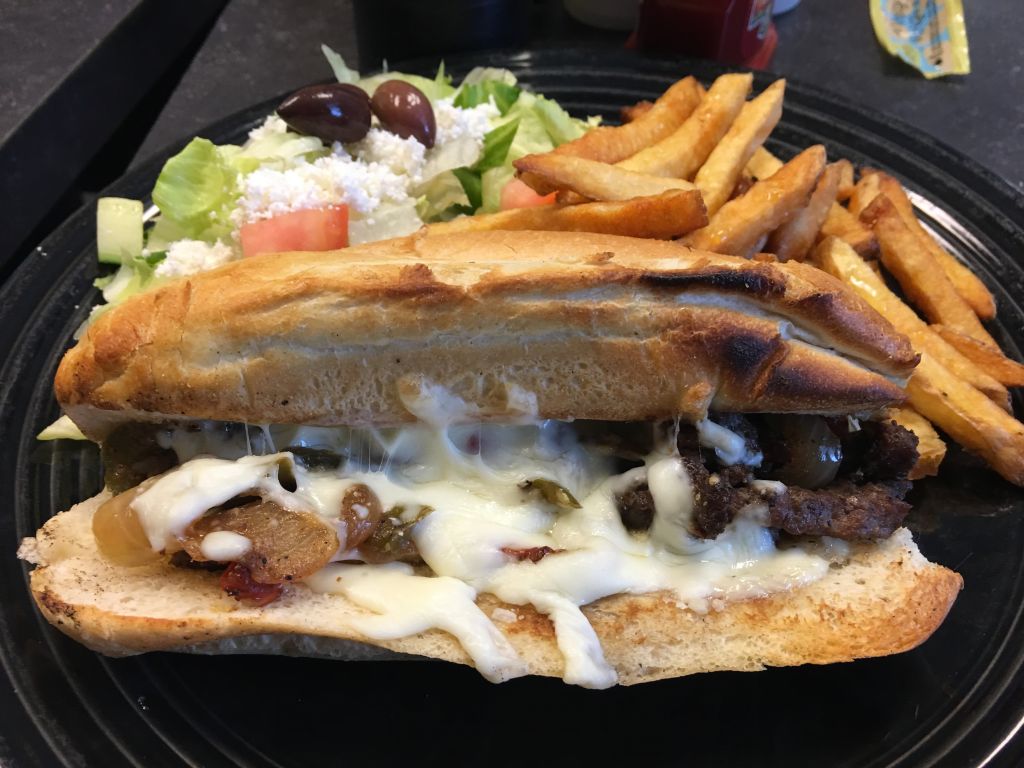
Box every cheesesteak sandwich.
[21,230,962,688]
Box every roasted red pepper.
[220,563,284,607]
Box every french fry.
[908,352,1024,486]
[886,406,946,479]
[684,144,824,256]
[547,76,701,164]
[745,146,783,180]
[861,195,998,347]
[816,238,1024,484]
[519,76,701,195]
[873,173,996,319]
[621,100,654,123]
[693,79,786,215]
[814,238,1010,409]
[617,73,752,180]
[766,162,841,261]
[817,203,878,256]
[848,171,883,217]
[427,189,708,239]
[513,154,696,202]
[932,325,1024,387]
[834,159,855,202]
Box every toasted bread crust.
[56,232,916,439]
[23,495,961,686]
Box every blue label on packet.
[870,0,970,79]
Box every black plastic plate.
[2,49,1023,767]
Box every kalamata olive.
[370,80,436,148]
[764,415,843,489]
[277,83,372,144]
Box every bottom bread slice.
[20,493,963,686]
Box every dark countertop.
[0,0,141,145]
[1,0,1021,272]
[128,0,1023,191]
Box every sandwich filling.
[91,391,919,688]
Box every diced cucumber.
[97,197,143,264]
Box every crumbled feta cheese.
[352,128,426,180]
[229,101,497,232]
[434,97,499,146]
[155,240,236,278]
[233,152,411,225]
[247,114,289,142]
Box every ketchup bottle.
[635,0,778,68]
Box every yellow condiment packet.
[869,0,970,79]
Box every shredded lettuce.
[451,119,520,210]
[454,81,521,115]
[322,43,360,84]
[460,67,518,87]
[481,165,515,213]
[151,138,239,242]
[418,135,481,183]
[357,62,455,102]
[348,200,423,244]
[232,131,326,171]
[533,95,589,146]
[416,172,472,221]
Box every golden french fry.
[693,80,786,215]
[620,100,654,123]
[861,195,998,347]
[818,203,878,256]
[848,171,883,217]
[908,352,1024,486]
[872,173,996,319]
[684,144,824,256]
[520,76,701,195]
[745,146,783,180]
[834,159,855,202]
[886,406,946,480]
[766,162,841,261]
[548,76,701,164]
[427,189,708,239]
[513,154,696,202]
[932,325,1024,387]
[814,237,1010,409]
[617,73,753,180]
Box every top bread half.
[56,231,918,439]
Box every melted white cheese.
[696,419,763,467]
[305,562,527,683]
[199,530,252,561]
[132,418,829,689]
[131,454,300,550]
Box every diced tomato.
[499,178,557,211]
[239,205,349,258]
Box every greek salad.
[89,47,592,314]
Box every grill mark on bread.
[636,264,786,299]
